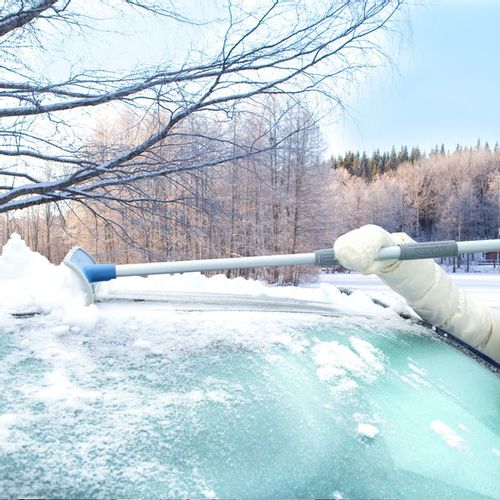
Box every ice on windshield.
[1,304,499,499]
[430,420,465,449]
[1,235,499,499]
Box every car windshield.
[1,296,499,499]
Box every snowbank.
[357,423,379,439]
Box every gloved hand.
[333,225,500,363]
[333,224,401,275]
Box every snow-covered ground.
[320,272,500,311]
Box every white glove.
[333,224,402,275]
[334,225,500,363]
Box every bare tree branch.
[0,0,406,215]
[0,0,58,37]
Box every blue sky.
[39,1,500,159]
[327,0,500,156]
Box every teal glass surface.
[0,305,498,499]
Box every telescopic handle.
[105,238,500,282]
[377,239,500,261]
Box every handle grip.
[377,241,459,261]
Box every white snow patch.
[269,332,309,353]
[408,363,427,377]
[492,448,500,456]
[430,420,465,449]
[350,337,385,371]
[400,361,431,389]
[133,338,154,349]
[330,378,359,396]
[357,423,379,439]
[20,330,93,370]
[312,336,385,383]
[0,413,17,441]
[51,325,70,335]
[0,233,98,329]
[28,369,101,407]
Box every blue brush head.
[63,247,117,304]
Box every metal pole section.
[113,239,500,278]
[116,252,317,277]
[376,246,401,260]
[457,239,500,253]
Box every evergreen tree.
[344,151,356,175]
[369,150,381,177]
[398,145,409,164]
[360,151,369,178]
[381,152,388,173]
[409,146,421,163]
[388,146,398,170]
[430,145,440,157]
[353,151,361,176]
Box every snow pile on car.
[96,270,396,317]
[0,233,406,328]
[0,234,97,328]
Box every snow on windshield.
[0,233,404,328]
[0,233,398,428]
[1,234,499,499]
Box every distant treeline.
[327,142,500,245]
[2,120,500,281]
[331,140,500,179]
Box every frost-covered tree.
[326,143,500,246]
[0,0,405,214]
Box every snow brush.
[64,239,500,304]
